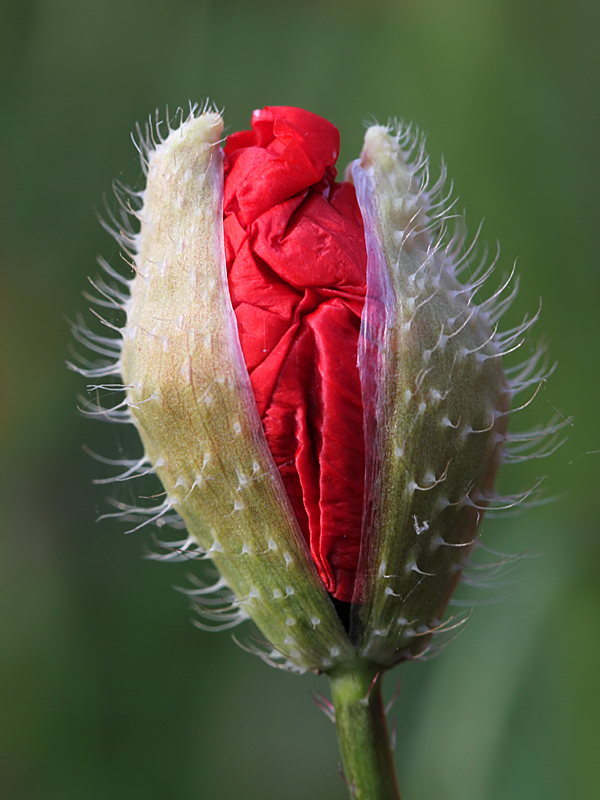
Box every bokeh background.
[1,1,599,798]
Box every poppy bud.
[82,105,546,674]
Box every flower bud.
[80,105,550,674]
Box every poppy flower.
[76,104,559,675]
[72,102,570,800]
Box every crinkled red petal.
[223,106,366,602]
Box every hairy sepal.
[351,126,511,666]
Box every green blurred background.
[1,1,598,798]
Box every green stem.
[329,659,401,800]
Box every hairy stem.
[329,659,401,800]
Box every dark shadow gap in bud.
[329,594,353,635]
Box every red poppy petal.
[223,128,256,155]
[308,300,365,602]
[224,106,367,601]
[253,106,340,175]
[253,192,366,292]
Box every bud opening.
[76,104,562,672]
